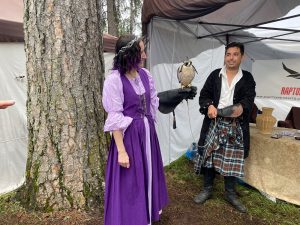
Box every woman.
[102,35,168,225]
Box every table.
[244,124,300,206]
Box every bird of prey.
[177,59,198,88]
[282,62,300,79]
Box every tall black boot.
[224,176,247,213]
[193,168,215,204]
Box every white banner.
[252,58,300,101]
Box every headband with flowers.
[117,37,138,55]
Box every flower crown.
[117,37,138,55]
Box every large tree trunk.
[107,0,119,36]
[21,0,108,211]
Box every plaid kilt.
[194,117,245,178]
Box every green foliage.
[0,192,23,214]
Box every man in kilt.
[193,42,256,213]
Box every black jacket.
[198,68,256,158]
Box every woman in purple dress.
[102,35,168,225]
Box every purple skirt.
[104,117,168,225]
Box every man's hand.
[231,104,243,117]
[217,104,243,118]
[118,150,130,168]
[208,105,217,119]
[0,100,15,109]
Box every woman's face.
[139,40,147,67]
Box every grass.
[0,192,23,213]
[165,156,300,225]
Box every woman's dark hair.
[225,42,244,55]
[113,34,143,75]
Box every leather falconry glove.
[157,86,197,114]
[217,103,243,118]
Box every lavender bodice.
[102,68,159,132]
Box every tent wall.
[104,52,115,77]
[147,12,300,165]
[0,42,116,194]
[0,0,117,194]
[148,19,226,164]
[0,43,27,194]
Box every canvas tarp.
[103,33,117,52]
[142,0,237,30]
[244,125,300,206]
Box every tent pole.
[226,34,229,45]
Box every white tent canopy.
[0,43,27,194]
[0,0,28,195]
[143,0,300,165]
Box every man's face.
[224,47,243,70]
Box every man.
[194,42,256,213]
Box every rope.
[186,100,197,142]
[198,118,218,149]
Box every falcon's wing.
[192,65,198,74]
[177,65,182,83]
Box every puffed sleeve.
[143,68,159,122]
[102,70,133,132]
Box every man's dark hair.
[225,42,244,55]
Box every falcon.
[177,59,198,88]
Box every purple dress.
[103,68,168,225]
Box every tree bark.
[21,0,108,211]
[129,0,135,34]
[107,0,119,36]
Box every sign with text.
[252,58,300,101]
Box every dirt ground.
[154,175,269,225]
[0,163,271,225]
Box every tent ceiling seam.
[178,21,198,39]
[196,14,300,39]
[229,34,300,43]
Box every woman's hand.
[112,130,130,168]
[118,150,130,168]
[208,105,217,119]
